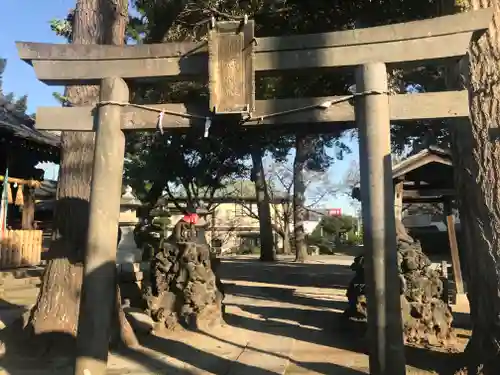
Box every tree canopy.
[0,59,29,114]
[46,0,459,214]
[121,1,354,206]
[308,213,358,251]
[47,0,454,207]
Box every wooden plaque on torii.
[208,18,255,118]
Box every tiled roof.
[392,146,452,180]
[0,95,60,149]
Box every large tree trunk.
[293,135,309,262]
[27,0,136,353]
[251,147,275,261]
[444,1,500,373]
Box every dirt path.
[0,255,470,374]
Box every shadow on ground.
[124,333,367,375]
[220,257,353,289]
[223,281,348,311]
[218,257,467,375]
[0,256,468,374]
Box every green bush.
[345,230,363,246]
[318,244,334,255]
[307,235,334,254]
[152,216,171,227]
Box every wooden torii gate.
[17,9,492,375]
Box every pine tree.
[0,58,5,95]
[14,95,28,114]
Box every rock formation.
[142,218,224,332]
[344,222,454,346]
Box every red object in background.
[182,213,199,224]
[329,208,342,216]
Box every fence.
[0,230,43,269]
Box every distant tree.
[309,214,356,252]
[0,59,29,114]
[13,95,28,114]
[124,126,249,213]
[0,59,5,94]
[3,92,14,103]
[321,215,356,237]
[238,159,340,254]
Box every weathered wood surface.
[35,91,469,131]
[16,9,492,85]
[444,201,464,295]
[22,34,473,84]
[208,20,255,114]
[394,181,404,222]
[403,189,455,199]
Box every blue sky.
[1,0,360,215]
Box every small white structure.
[117,186,142,264]
[403,212,461,232]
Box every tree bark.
[271,222,292,255]
[282,201,292,254]
[250,147,275,262]
[444,1,500,373]
[293,135,309,262]
[27,0,136,353]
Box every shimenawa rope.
[94,89,388,136]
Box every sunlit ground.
[0,254,470,374]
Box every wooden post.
[394,180,404,222]
[74,77,129,375]
[356,62,406,375]
[444,200,464,295]
[211,210,216,249]
[22,186,35,229]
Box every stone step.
[1,284,39,294]
[0,266,44,280]
[0,291,39,307]
[0,276,40,290]
[0,267,43,297]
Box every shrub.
[236,243,261,255]
[345,230,363,246]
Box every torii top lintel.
[15,8,493,133]
[15,8,493,85]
